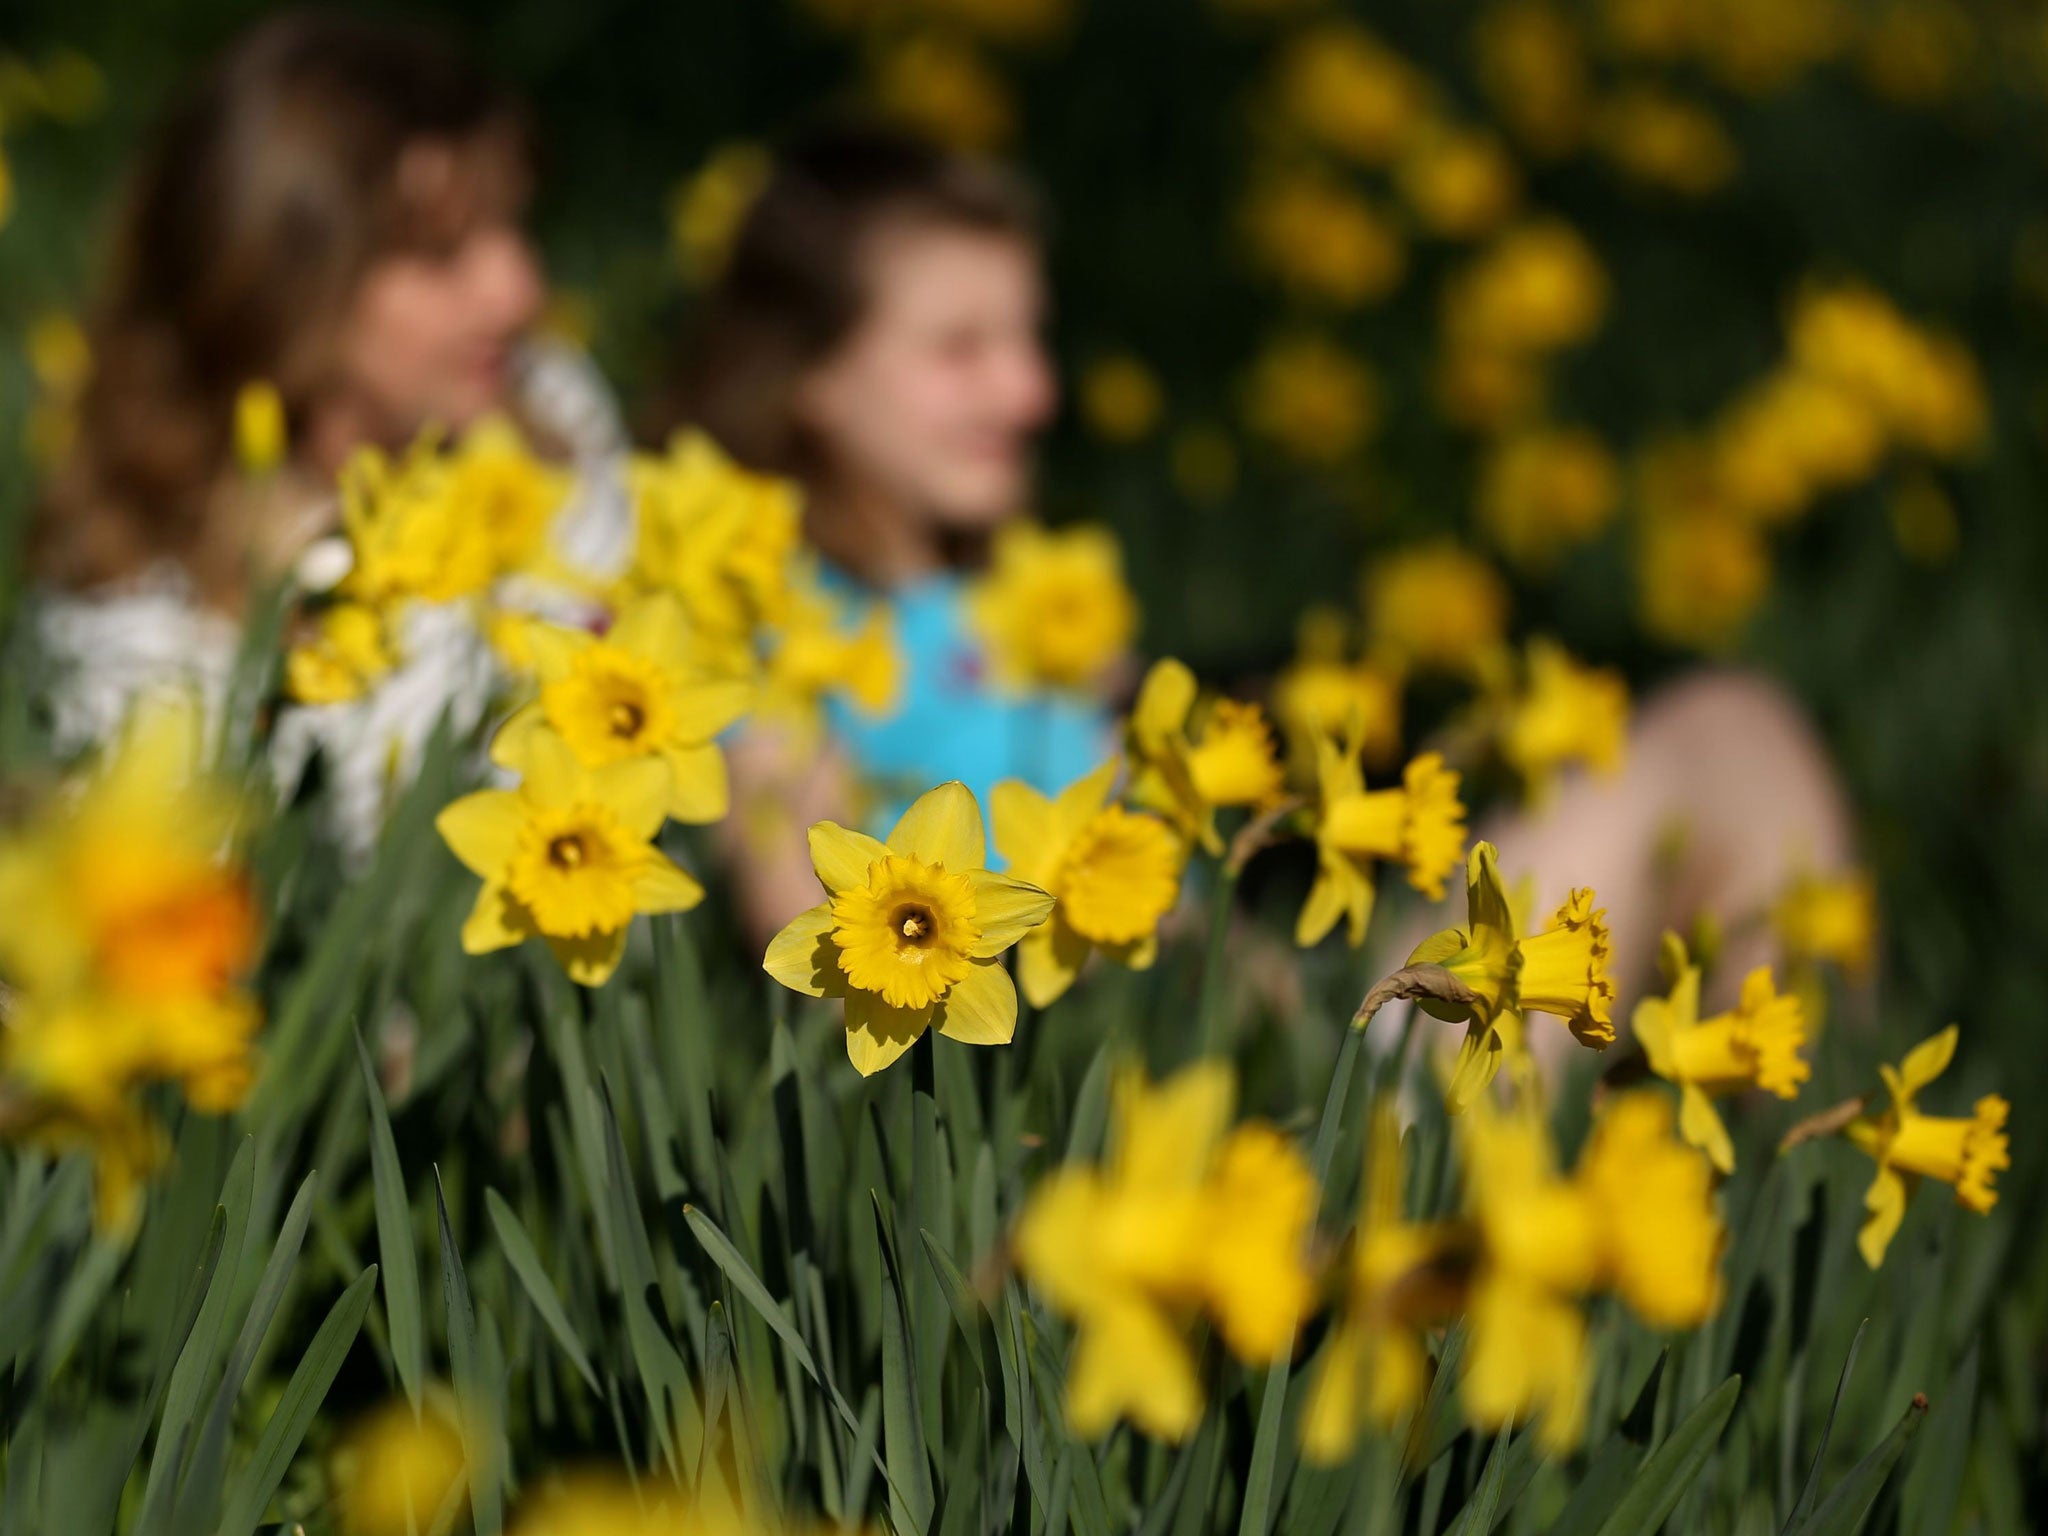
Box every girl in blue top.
[677,124,1113,935]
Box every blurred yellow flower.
[1079,353,1164,441]
[233,379,287,477]
[991,760,1186,1007]
[1297,738,1466,948]
[1241,170,1407,306]
[1272,23,1430,164]
[868,32,1015,151]
[1596,87,1740,196]
[1444,219,1608,356]
[1363,542,1508,677]
[1395,123,1520,239]
[1434,341,1546,433]
[1712,367,1886,525]
[24,312,90,467]
[285,602,394,706]
[335,1401,467,1536]
[1789,283,1987,460]
[1633,934,1809,1172]
[1015,1061,1317,1439]
[490,595,751,825]
[1845,1026,2009,1267]
[509,1474,758,1536]
[1125,658,1284,854]
[671,140,771,287]
[764,782,1052,1074]
[1857,1,1974,105]
[632,430,802,644]
[966,520,1140,691]
[1477,425,1619,567]
[1473,0,1593,159]
[1635,507,1770,653]
[1771,868,1876,977]
[757,565,903,733]
[438,727,704,987]
[1575,1090,1725,1328]
[1272,609,1404,774]
[1494,638,1629,796]
[1242,334,1380,464]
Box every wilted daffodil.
[1126,658,1285,853]
[1297,733,1466,948]
[991,760,1186,1008]
[763,783,1053,1074]
[1014,1061,1318,1441]
[1301,1104,1464,1462]
[490,594,750,825]
[1633,934,1809,1173]
[1844,1026,2009,1268]
[437,729,704,987]
[966,520,1140,692]
[1408,841,1615,1111]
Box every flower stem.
[1193,859,1240,1060]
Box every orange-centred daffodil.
[438,728,705,987]
[990,760,1186,1007]
[490,593,750,824]
[1633,933,1809,1173]
[1845,1025,2009,1268]
[762,782,1055,1074]
[1297,734,1466,948]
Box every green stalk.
[1193,858,1240,1061]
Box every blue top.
[819,566,1112,841]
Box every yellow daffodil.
[1301,1104,1464,1461]
[1242,334,1381,464]
[1574,1091,1725,1329]
[1395,123,1520,239]
[1789,284,1986,461]
[1079,354,1164,442]
[1635,505,1770,653]
[1442,219,1608,358]
[1272,23,1429,165]
[1477,426,1619,568]
[508,1474,758,1536]
[1363,543,1509,678]
[1241,170,1406,307]
[1844,1026,2009,1268]
[1014,1061,1317,1440]
[1494,638,1629,797]
[631,429,801,643]
[437,728,704,987]
[1126,658,1284,854]
[490,594,750,825]
[340,436,499,607]
[756,570,902,735]
[867,32,1016,152]
[966,521,1140,692]
[1408,841,1614,1110]
[1771,868,1876,978]
[1272,609,1404,776]
[991,760,1186,1007]
[447,418,572,576]
[233,379,287,477]
[1297,735,1466,949]
[285,602,395,706]
[1596,87,1739,196]
[1457,1094,1598,1453]
[335,1401,468,1536]
[1473,0,1592,160]
[1634,934,1809,1172]
[763,783,1053,1074]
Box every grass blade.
[356,1028,425,1412]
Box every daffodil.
[1771,868,1876,978]
[966,520,1140,692]
[1363,543,1509,678]
[1014,1061,1317,1440]
[339,437,500,607]
[1457,1094,1599,1453]
[751,559,901,740]
[1272,609,1404,775]
[490,594,750,825]
[1301,1104,1465,1461]
[991,760,1186,1007]
[1079,354,1164,442]
[446,417,572,576]
[334,1400,468,1536]
[1297,735,1466,949]
[233,379,287,476]
[1477,428,1619,569]
[1241,334,1381,464]
[437,728,704,987]
[1408,841,1614,1110]
[1126,659,1285,854]
[630,429,802,643]
[1574,1091,1725,1329]
[1844,1026,2009,1268]
[1494,638,1629,798]
[285,602,395,706]
[1634,934,1809,1172]
[763,782,1053,1074]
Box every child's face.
[798,223,1056,529]
[334,135,544,441]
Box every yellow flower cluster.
[1438,218,1608,433]
[0,699,261,1227]
[1014,1060,1319,1440]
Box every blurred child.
[675,124,1112,932]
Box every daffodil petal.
[551,927,629,987]
[886,781,987,871]
[437,790,524,877]
[1858,1165,1908,1268]
[522,621,590,680]
[662,743,729,824]
[634,854,705,915]
[844,991,931,1076]
[518,724,587,806]
[1132,657,1196,750]
[988,778,1055,875]
[1066,1298,1203,1443]
[488,704,547,773]
[1053,758,1121,836]
[966,871,1054,956]
[590,755,675,841]
[1679,1083,1734,1175]
[1444,1025,1503,1114]
[461,882,528,954]
[608,590,686,657]
[1466,842,1514,938]
[667,677,753,742]
[763,904,839,998]
[1019,920,1089,1008]
[936,960,1018,1046]
[809,822,889,895]
[1898,1025,1958,1098]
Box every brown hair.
[677,121,1041,486]
[32,8,530,612]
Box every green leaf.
[874,1194,936,1533]
[1785,1394,1929,1536]
[1784,1317,1869,1533]
[1592,1374,1742,1536]
[486,1187,599,1393]
[356,1028,425,1412]
[1444,1428,1514,1536]
[435,1168,503,1536]
[1901,1342,1977,1536]
[215,1264,378,1536]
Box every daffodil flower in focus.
[1296,732,1466,948]
[1633,933,1810,1173]
[991,759,1186,1008]
[1125,658,1285,854]
[763,782,1054,1075]
[1844,1025,2009,1268]
[491,593,750,825]
[1406,840,1615,1110]
[438,728,704,987]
